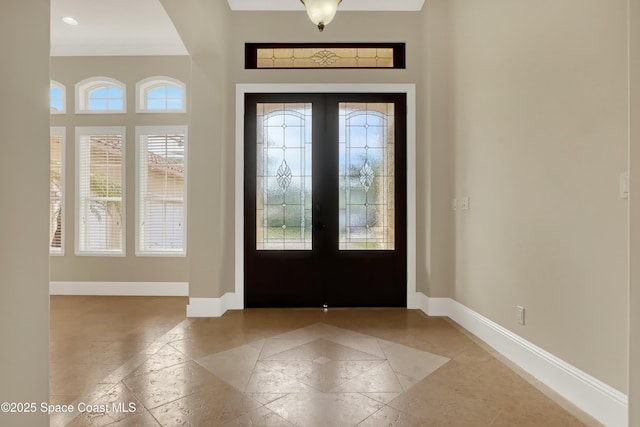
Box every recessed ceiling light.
[62,16,79,25]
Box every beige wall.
[424,0,455,297]
[239,9,444,300]
[160,0,232,298]
[50,56,191,283]
[161,2,448,298]
[630,0,640,422]
[0,1,50,425]
[227,10,434,297]
[438,0,629,391]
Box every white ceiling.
[51,0,426,57]
[50,0,188,56]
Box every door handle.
[314,203,325,230]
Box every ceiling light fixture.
[62,16,79,26]
[300,0,342,32]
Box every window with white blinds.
[136,126,187,255]
[50,127,65,255]
[76,127,126,255]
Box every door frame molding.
[235,83,418,309]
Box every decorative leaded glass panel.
[246,43,405,69]
[339,103,395,250]
[256,103,312,250]
[256,47,394,68]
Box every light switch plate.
[516,306,525,325]
[620,172,629,199]
[460,196,470,210]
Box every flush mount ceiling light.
[300,0,342,32]
[61,16,79,26]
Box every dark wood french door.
[244,93,406,308]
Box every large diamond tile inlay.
[196,322,449,426]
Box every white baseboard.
[46,283,627,424]
[418,292,628,427]
[186,293,243,317]
[416,292,451,316]
[50,281,188,296]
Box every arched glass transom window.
[50,80,66,114]
[136,76,186,113]
[76,77,126,114]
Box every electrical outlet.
[460,196,470,210]
[516,306,525,325]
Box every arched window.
[50,80,66,114]
[75,77,126,114]
[136,76,186,113]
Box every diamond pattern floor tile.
[51,301,598,427]
[196,323,450,426]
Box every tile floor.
[50,297,600,426]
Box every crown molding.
[227,0,425,11]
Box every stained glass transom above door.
[256,103,313,250]
[339,103,395,250]
[245,43,406,69]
